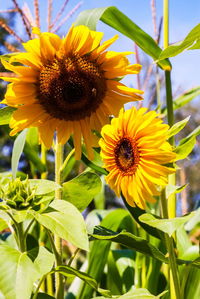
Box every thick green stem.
[54,138,64,299]
[160,190,181,299]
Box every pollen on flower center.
[38,53,107,120]
[114,137,139,173]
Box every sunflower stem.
[163,2,180,298]
[41,143,48,179]
[160,190,181,299]
[55,139,64,299]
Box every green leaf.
[139,212,195,237]
[34,294,56,299]
[0,244,38,299]
[34,247,55,276]
[34,200,89,251]
[107,250,135,295]
[91,226,168,263]
[122,195,164,240]
[11,129,27,179]
[166,184,187,199]
[168,116,190,138]
[24,143,46,174]
[179,125,200,146]
[159,23,200,60]
[174,136,196,160]
[75,7,171,70]
[185,208,200,231]
[81,152,108,175]
[183,267,200,299]
[92,289,167,299]
[62,172,102,211]
[0,217,8,231]
[52,265,111,297]
[29,179,61,195]
[80,209,132,299]
[162,86,200,114]
[0,106,16,125]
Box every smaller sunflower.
[99,107,176,209]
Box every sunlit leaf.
[179,125,200,145]
[11,129,27,179]
[0,106,16,125]
[174,136,196,160]
[159,23,200,60]
[33,200,89,251]
[0,217,8,231]
[168,116,190,138]
[29,179,61,195]
[139,212,195,237]
[51,265,111,297]
[75,6,171,70]
[34,247,55,276]
[162,87,200,114]
[166,184,187,199]
[0,245,37,299]
[62,172,102,211]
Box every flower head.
[0,177,36,210]
[99,107,176,209]
[1,25,143,159]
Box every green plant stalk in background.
[55,139,64,299]
[163,1,181,298]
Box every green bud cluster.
[0,177,36,210]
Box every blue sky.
[1,0,200,95]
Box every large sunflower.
[99,107,176,209]
[1,25,143,159]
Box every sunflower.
[99,107,176,209]
[1,25,143,159]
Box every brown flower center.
[38,53,107,120]
[114,137,139,174]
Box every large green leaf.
[162,86,200,114]
[0,244,38,299]
[62,172,102,211]
[0,106,16,125]
[139,212,195,237]
[75,6,171,70]
[174,136,196,160]
[168,116,190,138]
[159,23,200,60]
[29,179,61,195]
[33,200,89,251]
[11,129,27,179]
[51,265,111,297]
[91,226,168,263]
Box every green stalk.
[163,0,176,219]
[161,190,181,299]
[163,2,181,298]
[54,138,64,299]
[41,143,47,179]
